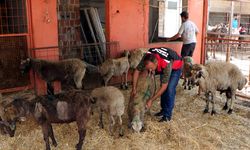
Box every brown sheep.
[127,71,155,132]
[4,90,93,150]
[190,61,247,115]
[20,58,87,95]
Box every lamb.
[190,61,247,115]
[91,86,125,136]
[4,90,93,150]
[20,58,87,95]
[98,51,130,89]
[128,48,148,69]
[0,94,26,137]
[182,56,194,90]
[127,71,155,132]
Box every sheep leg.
[228,92,235,114]
[47,82,54,98]
[124,71,128,90]
[41,123,51,150]
[74,69,86,89]
[103,73,113,86]
[98,109,104,129]
[120,75,124,89]
[140,111,146,132]
[203,93,210,114]
[109,115,115,136]
[210,92,216,115]
[118,115,124,137]
[48,124,57,147]
[76,119,87,150]
[222,97,229,110]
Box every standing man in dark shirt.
[131,47,182,122]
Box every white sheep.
[91,86,125,136]
[190,61,247,115]
[128,48,148,69]
[98,51,130,89]
[127,71,155,132]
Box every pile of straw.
[1,83,250,150]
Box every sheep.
[98,51,130,89]
[182,56,194,90]
[0,93,18,137]
[20,58,87,95]
[91,86,125,136]
[128,48,148,69]
[4,90,93,150]
[190,61,247,115]
[127,71,156,132]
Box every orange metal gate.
[0,0,32,93]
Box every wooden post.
[226,1,234,62]
[249,62,250,85]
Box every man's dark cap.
[180,11,189,18]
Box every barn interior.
[0,0,250,149]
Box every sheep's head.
[0,104,20,137]
[20,58,31,75]
[0,119,17,137]
[238,77,248,90]
[131,115,143,133]
[190,64,204,86]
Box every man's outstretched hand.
[146,99,153,109]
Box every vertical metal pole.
[226,1,234,62]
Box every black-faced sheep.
[91,86,125,136]
[20,58,87,95]
[4,90,93,150]
[127,71,155,132]
[98,51,130,89]
[190,61,247,115]
[182,56,194,90]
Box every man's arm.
[167,24,184,42]
[147,62,172,105]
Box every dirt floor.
[1,80,250,150]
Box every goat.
[127,71,155,132]
[4,90,93,150]
[98,51,130,89]
[190,62,247,115]
[182,56,194,90]
[91,86,125,136]
[20,58,87,95]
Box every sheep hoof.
[98,123,104,129]
[52,141,58,147]
[228,109,233,114]
[203,108,209,114]
[75,144,82,150]
[222,104,228,110]
[140,126,146,132]
[211,110,216,116]
[119,130,124,137]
